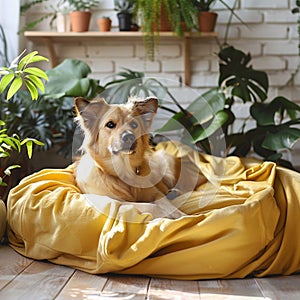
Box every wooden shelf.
[24,31,217,86]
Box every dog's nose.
[121,131,135,144]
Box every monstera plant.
[99,45,300,170]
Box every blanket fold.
[6,142,300,279]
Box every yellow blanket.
[6,142,300,280]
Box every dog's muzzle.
[121,130,137,151]
[110,130,137,154]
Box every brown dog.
[74,96,205,203]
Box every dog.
[74,96,206,204]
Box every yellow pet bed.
[6,142,300,280]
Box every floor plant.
[0,50,47,207]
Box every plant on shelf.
[193,0,218,32]
[135,0,198,60]
[67,0,99,11]
[193,0,244,33]
[67,0,99,32]
[193,0,216,11]
[114,0,136,31]
[98,16,112,32]
[20,0,71,32]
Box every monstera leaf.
[157,88,227,142]
[218,46,269,103]
[44,59,103,99]
[251,96,300,126]
[103,68,168,103]
[250,96,300,153]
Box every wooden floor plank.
[0,245,33,290]
[198,278,265,299]
[148,278,200,299]
[100,274,150,299]
[56,270,108,300]
[0,259,75,300]
[255,275,300,300]
[2,245,300,299]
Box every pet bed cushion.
[6,142,300,280]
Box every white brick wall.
[22,0,300,167]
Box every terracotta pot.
[98,18,112,32]
[198,11,218,32]
[70,11,91,32]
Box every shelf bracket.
[42,37,58,67]
[183,36,191,86]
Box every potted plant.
[0,49,48,240]
[97,16,112,32]
[56,3,72,32]
[68,0,99,32]
[193,0,242,33]
[20,0,71,32]
[114,0,136,31]
[193,0,218,32]
[135,0,198,60]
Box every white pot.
[56,12,71,32]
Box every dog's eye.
[130,121,138,129]
[105,121,116,129]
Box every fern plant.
[135,0,198,60]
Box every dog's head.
[74,96,158,161]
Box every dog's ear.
[74,97,90,115]
[74,97,109,130]
[133,97,158,127]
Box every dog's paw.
[166,188,181,200]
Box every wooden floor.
[1,245,300,299]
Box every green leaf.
[25,74,45,92]
[24,67,48,80]
[44,59,99,99]
[32,139,45,146]
[47,59,91,79]
[6,77,22,100]
[25,140,33,158]
[19,53,48,70]
[262,128,300,150]
[0,73,14,94]
[4,165,21,176]
[9,49,26,69]
[218,46,269,103]
[0,151,10,158]
[157,88,226,135]
[156,112,186,133]
[191,111,228,143]
[251,103,275,126]
[25,79,39,100]
[0,177,7,187]
[18,51,38,70]
[251,96,300,126]
[186,88,226,123]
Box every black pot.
[117,13,132,31]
